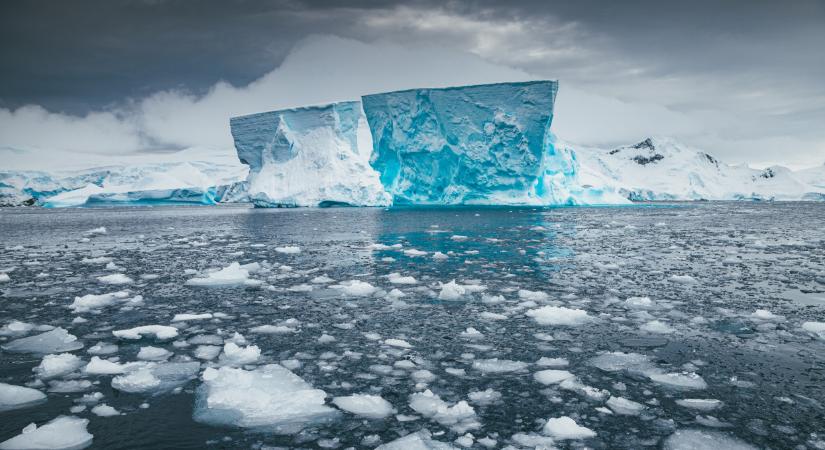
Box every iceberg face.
[362,80,617,205]
[230,101,390,207]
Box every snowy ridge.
[574,137,825,201]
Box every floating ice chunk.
[625,296,655,309]
[275,246,301,254]
[536,357,568,368]
[376,430,458,450]
[669,275,697,284]
[194,345,222,360]
[172,313,213,322]
[336,280,377,296]
[185,262,261,287]
[640,320,675,334]
[86,342,118,355]
[193,364,338,433]
[472,359,528,374]
[48,380,92,393]
[468,389,502,406]
[310,275,334,284]
[387,273,417,284]
[802,321,825,340]
[83,357,136,375]
[606,396,646,415]
[250,325,296,334]
[0,416,93,450]
[518,289,549,301]
[33,353,84,379]
[438,280,467,301]
[97,274,133,285]
[0,383,46,412]
[317,334,336,344]
[113,325,178,340]
[433,252,449,260]
[675,399,723,411]
[543,416,596,440]
[479,311,507,321]
[0,320,35,337]
[460,328,483,339]
[384,338,413,349]
[218,342,261,366]
[84,226,107,236]
[112,362,200,395]
[409,390,480,433]
[526,306,592,326]
[404,249,427,257]
[91,404,120,417]
[510,433,557,449]
[663,429,757,450]
[647,372,708,390]
[332,394,395,419]
[0,273,10,283]
[2,328,83,354]
[412,369,437,383]
[589,352,653,374]
[137,346,173,361]
[69,291,131,313]
[534,369,575,385]
[558,378,609,401]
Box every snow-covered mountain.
[573,137,825,201]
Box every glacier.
[230,101,390,207]
[361,80,624,205]
[1,162,247,208]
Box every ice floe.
[2,328,83,354]
[113,325,179,340]
[409,390,480,433]
[0,383,47,412]
[0,416,93,450]
[526,306,592,326]
[543,416,596,440]
[332,394,395,419]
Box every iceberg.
[230,101,390,207]
[362,80,623,205]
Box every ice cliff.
[230,101,390,207]
[361,81,621,205]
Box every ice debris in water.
[408,390,480,433]
[472,359,528,374]
[387,272,417,284]
[2,328,83,354]
[438,280,467,300]
[84,226,107,236]
[543,416,597,440]
[332,394,395,419]
[112,362,200,395]
[0,416,93,450]
[68,291,131,313]
[606,396,646,416]
[91,404,120,417]
[675,399,723,411]
[33,353,84,379]
[275,246,301,254]
[218,342,261,366]
[112,325,179,340]
[0,273,10,283]
[590,352,707,390]
[193,364,338,433]
[0,320,35,336]
[376,430,457,450]
[0,383,47,412]
[802,321,825,340]
[136,346,173,361]
[526,306,592,326]
[335,280,378,296]
[97,273,133,285]
[185,262,261,287]
[663,429,757,450]
[533,369,575,385]
[171,313,213,322]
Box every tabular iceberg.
[230,101,390,207]
[362,80,622,205]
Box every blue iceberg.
[362,81,623,205]
[230,101,390,207]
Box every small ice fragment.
[403,249,427,257]
[384,338,412,349]
[387,273,417,284]
[648,372,708,390]
[533,369,575,385]
[97,274,133,285]
[663,429,757,450]
[185,262,260,287]
[438,280,466,301]
[137,346,172,361]
[606,396,646,415]
[91,404,120,417]
[543,416,596,440]
[33,353,84,379]
[194,345,222,360]
[2,328,84,354]
[0,273,10,283]
[802,321,825,340]
[460,328,483,339]
[669,275,697,284]
[0,383,46,412]
[218,342,260,366]
[113,325,178,340]
[337,280,377,296]
[640,320,675,334]
[0,320,35,336]
[625,296,655,309]
[171,313,213,322]
[275,246,301,254]
[526,306,592,326]
[468,389,501,406]
[332,394,395,419]
[675,399,723,411]
[536,357,568,368]
[0,416,93,450]
[408,390,480,433]
[518,289,549,301]
[472,359,528,374]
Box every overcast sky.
[1,0,824,170]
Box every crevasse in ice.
[361,80,625,205]
[230,101,391,207]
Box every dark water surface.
[1,203,824,449]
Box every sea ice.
[675,399,723,411]
[33,353,84,379]
[137,346,173,361]
[336,280,378,296]
[185,262,260,287]
[91,404,120,417]
[472,359,528,374]
[0,320,35,336]
[193,364,338,433]
[2,328,84,354]
[409,390,480,433]
[534,369,575,385]
[606,396,646,415]
[376,430,457,450]
[663,429,757,450]
[171,313,213,322]
[68,291,131,313]
[113,325,179,340]
[438,280,467,300]
[543,416,597,440]
[802,321,825,340]
[0,383,47,412]
[0,416,93,450]
[218,342,261,366]
[112,362,200,395]
[97,273,133,285]
[526,306,592,326]
[332,394,395,419]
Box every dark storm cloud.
[1,0,824,166]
